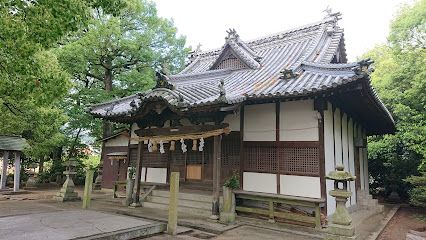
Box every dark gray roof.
[88,15,394,133]
[0,135,29,152]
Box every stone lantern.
[326,165,356,240]
[25,163,38,189]
[54,158,80,202]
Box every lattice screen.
[244,144,278,173]
[278,147,319,176]
[243,142,320,176]
[216,54,247,70]
[221,133,241,181]
[142,144,168,168]
[129,147,138,167]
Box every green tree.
[56,0,188,147]
[0,1,91,166]
[365,0,426,200]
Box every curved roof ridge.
[88,93,140,109]
[190,17,338,59]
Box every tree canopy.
[0,0,188,175]
[365,0,426,199]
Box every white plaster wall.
[279,100,319,141]
[244,103,276,141]
[223,112,240,131]
[140,167,146,182]
[324,102,336,215]
[334,108,343,165]
[130,123,140,145]
[105,134,129,147]
[243,172,277,194]
[280,175,321,198]
[146,167,167,184]
[348,118,357,205]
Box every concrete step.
[148,195,212,210]
[143,201,212,216]
[151,190,213,202]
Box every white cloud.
[154,0,411,61]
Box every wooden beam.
[135,123,229,137]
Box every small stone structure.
[54,158,80,201]
[25,163,38,189]
[326,165,357,240]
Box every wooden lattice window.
[142,144,168,168]
[129,146,138,167]
[221,132,241,181]
[278,146,319,176]
[244,143,278,173]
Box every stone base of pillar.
[219,212,236,224]
[326,224,357,240]
[54,177,80,202]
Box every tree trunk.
[102,63,113,139]
[39,156,45,174]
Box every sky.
[154,0,412,61]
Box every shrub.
[223,171,240,190]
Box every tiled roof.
[0,135,29,152]
[88,14,394,132]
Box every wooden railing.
[234,190,325,229]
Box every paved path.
[0,210,163,240]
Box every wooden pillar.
[315,98,327,215]
[13,152,20,192]
[131,141,143,206]
[1,151,8,189]
[239,105,245,189]
[211,135,222,217]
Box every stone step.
[147,195,212,210]
[151,190,218,203]
[143,201,212,216]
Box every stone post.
[13,152,21,192]
[1,151,9,189]
[167,172,179,235]
[82,169,95,209]
[220,186,236,224]
[124,167,135,206]
[326,165,357,240]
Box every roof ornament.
[225,28,239,41]
[352,58,374,76]
[129,99,138,112]
[218,79,226,101]
[154,63,174,90]
[280,68,299,80]
[323,6,342,35]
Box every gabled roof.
[0,135,29,152]
[209,29,261,70]
[88,13,395,134]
